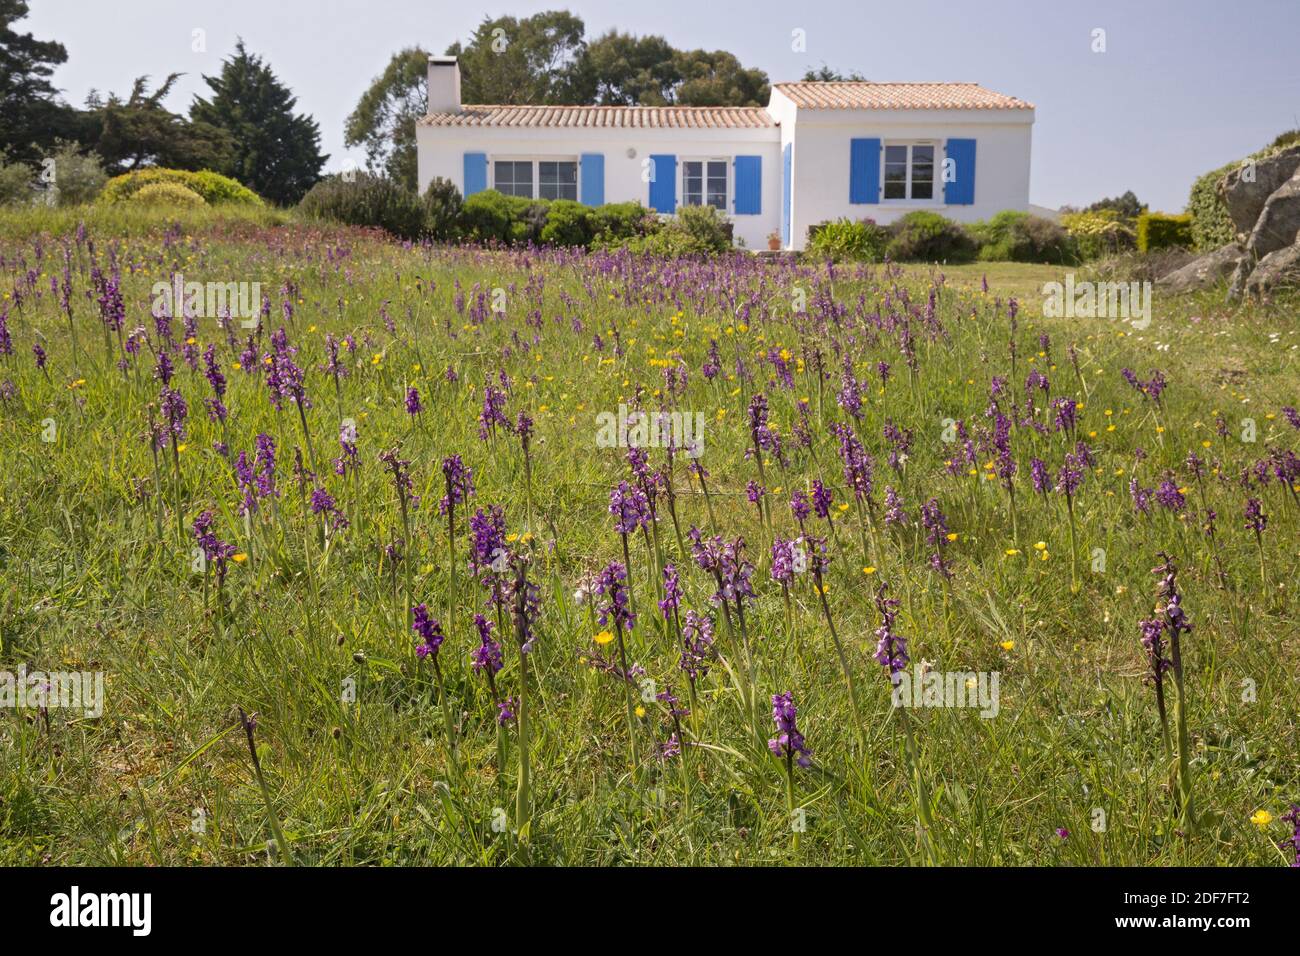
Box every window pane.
[539,161,577,200]
[515,163,533,198]
[911,146,934,200]
[706,160,727,209]
[494,161,533,198]
[683,161,703,206]
[884,146,908,199]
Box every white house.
[416,56,1034,251]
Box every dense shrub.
[131,182,206,206]
[970,211,1077,264]
[616,204,733,257]
[41,143,108,206]
[1136,212,1193,253]
[511,201,551,245]
[460,190,533,244]
[807,218,890,262]
[590,201,657,244]
[0,155,33,206]
[296,172,425,239]
[539,199,595,247]
[1060,209,1136,260]
[668,204,733,253]
[440,191,659,248]
[421,176,462,240]
[1186,162,1238,251]
[886,211,976,262]
[99,168,263,206]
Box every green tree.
[1085,190,1146,222]
[673,49,769,106]
[345,47,428,192]
[585,31,679,105]
[77,75,233,174]
[0,0,76,163]
[801,65,866,82]
[191,40,327,205]
[447,11,592,105]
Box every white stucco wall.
[770,89,1035,250]
[416,125,783,250]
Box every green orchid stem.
[613,618,641,779]
[515,648,532,839]
[899,702,937,865]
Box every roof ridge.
[418,103,777,128]
[452,103,768,111]
[773,81,1033,110]
[776,80,990,86]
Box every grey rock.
[1246,167,1300,258]
[1156,242,1243,292]
[1227,168,1300,300]
[1243,240,1300,298]
[1220,144,1300,237]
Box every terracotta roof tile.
[773,82,1033,110]
[418,105,776,129]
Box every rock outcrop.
[1243,242,1300,298]
[1245,167,1300,259]
[1211,149,1300,300]
[1219,144,1300,236]
[1155,242,1243,293]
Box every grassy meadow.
[0,206,1297,866]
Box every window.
[883,143,936,201]
[539,161,578,200]
[494,161,533,198]
[682,159,728,210]
[492,159,579,200]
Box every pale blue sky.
[26,0,1300,210]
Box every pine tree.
[191,40,327,205]
[0,0,77,163]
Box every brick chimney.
[427,56,462,113]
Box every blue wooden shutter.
[648,154,676,212]
[781,144,792,245]
[463,152,487,196]
[944,139,976,205]
[849,138,880,204]
[732,155,761,214]
[580,153,604,206]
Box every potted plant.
[767,230,782,251]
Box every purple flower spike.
[659,562,682,618]
[595,561,636,633]
[768,692,812,768]
[412,604,445,660]
[872,581,908,676]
